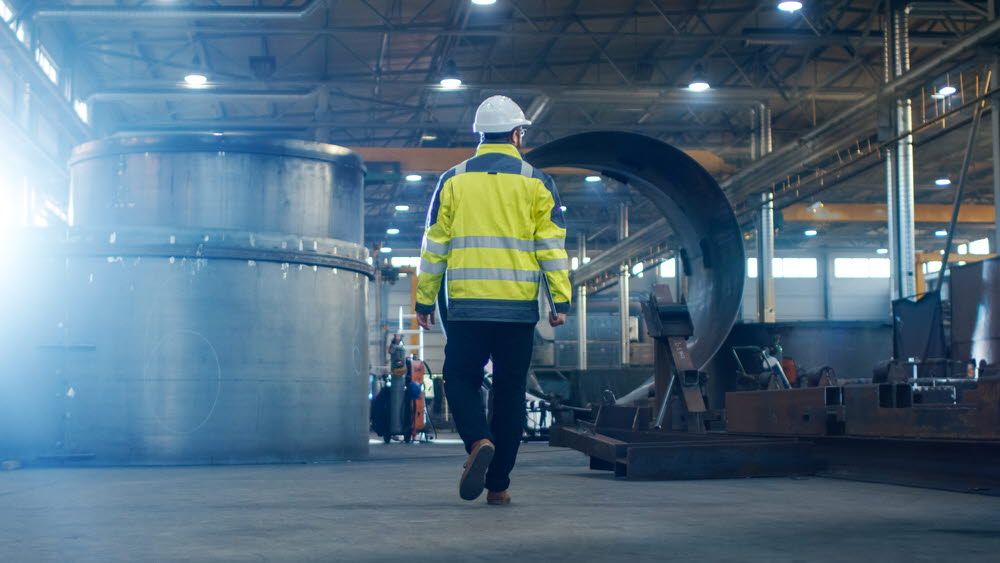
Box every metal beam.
[32,1,324,20]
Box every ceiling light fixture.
[394,204,410,212]
[688,64,710,92]
[381,246,393,253]
[183,73,208,87]
[777,1,803,12]
[405,174,422,182]
[934,177,952,187]
[386,228,400,235]
[439,60,462,90]
[471,0,497,5]
[584,175,601,183]
[937,85,957,97]
[935,230,948,237]
[804,229,818,237]
[876,248,889,255]
[420,133,438,141]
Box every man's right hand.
[417,311,436,330]
[548,312,567,327]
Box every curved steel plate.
[526,131,745,369]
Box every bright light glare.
[395,204,410,212]
[687,80,710,92]
[934,177,952,187]
[777,1,803,12]
[405,174,422,182]
[380,247,393,253]
[937,85,957,97]
[935,230,948,237]
[386,228,400,235]
[471,0,497,4]
[876,248,889,255]
[184,73,208,87]
[804,229,818,236]
[559,205,567,212]
[439,78,462,90]
[585,175,601,183]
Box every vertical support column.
[754,102,776,323]
[991,1,1000,251]
[756,192,776,323]
[884,1,918,300]
[992,85,1000,251]
[618,202,630,367]
[576,232,588,371]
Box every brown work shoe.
[486,490,511,505]
[459,439,495,501]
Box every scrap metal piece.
[527,132,745,370]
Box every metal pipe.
[618,202,631,367]
[576,232,588,371]
[653,373,676,430]
[32,0,323,20]
[757,192,776,323]
[87,88,317,103]
[886,1,918,300]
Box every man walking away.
[414,95,571,505]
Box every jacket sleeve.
[415,174,454,314]
[533,174,572,314]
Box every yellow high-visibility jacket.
[415,143,571,323]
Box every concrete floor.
[2,437,999,562]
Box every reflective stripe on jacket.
[415,143,571,323]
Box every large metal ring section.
[526,131,745,369]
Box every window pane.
[834,258,869,278]
[0,1,12,23]
[35,48,58,84]
[391,256,420,269]
[868,258,890,278]
[73,99,89,123]
[923,261,942,274]
[658,258,676,278]
[747,257,757,278]
[969,238,990,255]
[780,258,817,278]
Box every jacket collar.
[475,143,523,160]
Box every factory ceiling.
[6,0,999,255]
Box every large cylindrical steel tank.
[0,135,372,465]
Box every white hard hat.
[473,95,532,133]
